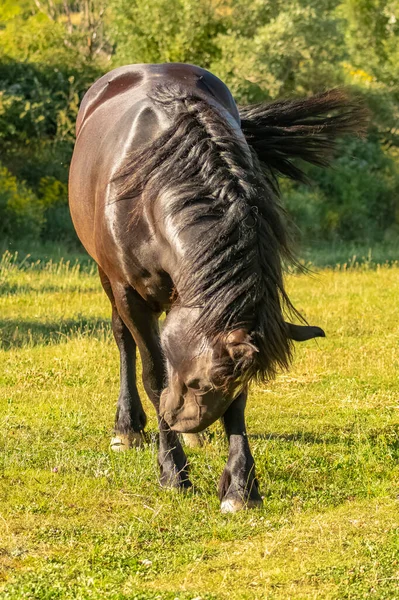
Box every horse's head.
[160,306,324,433]
[160,307,234,433]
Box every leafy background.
[0,0,398,248]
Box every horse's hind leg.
[219,391,263,513]
[99,268,146,450]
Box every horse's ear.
[286,322,325,341]
[225,329,259,363]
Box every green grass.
[297,240,399,269]
[2,237,399,270]
[1,250,399,599]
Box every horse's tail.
[239,89,368,183]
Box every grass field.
[1,250,399,599]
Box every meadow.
[0,249,399,599]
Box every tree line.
[0,0,398,246]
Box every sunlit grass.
[0,252,399,599]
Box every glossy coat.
[69,63,363,510]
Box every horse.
[69,63,364,512]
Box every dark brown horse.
[69,63,364,512]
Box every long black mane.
[115,84,365,383]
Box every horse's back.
[76,63,239,135]
[69,63,240,265]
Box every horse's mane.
[114,83,297,383]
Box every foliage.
[0,1,106,242]
[0,0,398,244]
[284,137,399,242]
[109,0,222,66]
[211,0,346,102]
[340,0,399,147]
[0,163,44,239]
[0,163,73,242]
[38,176,75,240]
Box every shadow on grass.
[248,432,338,444]
[0,281,100,296]
[199,429,341,445]
[249,424,399,448]
[0,317,112,349]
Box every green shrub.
[283,137,399,243]
[0,163,44,240]
[38,176,75,241]
[0,166,77,243]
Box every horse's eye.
[187,378,201,390]
[187,379,213,395]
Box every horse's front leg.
[219,391,263,513]
[113,282,191,490]
[99,268,146,450]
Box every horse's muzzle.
[160,387,232,433]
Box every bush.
[0,163,44,240]
[283,137,399,243]
[38,176,76,241]
[0,167,77,243]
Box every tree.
[109,0,222,67]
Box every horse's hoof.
[220,497,263,513]
[160,473,193,490]
[182,433,204,448]
[110,432,143,451]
